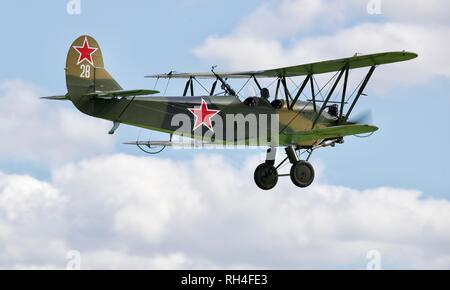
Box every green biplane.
[44,35,417,190]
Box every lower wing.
[282,124,378,144]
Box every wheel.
[290,161,315,188]
[254,163,279,190]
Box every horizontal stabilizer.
[40,95,69,101]
[83,89,160,98]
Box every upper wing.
[147,51,418,79]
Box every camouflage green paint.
[63,35,377,148]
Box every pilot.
[244,87,272,107]
[260,88,270,100]
[328,104,339,117]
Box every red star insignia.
[73,37,98,66]
[188,99,220,131]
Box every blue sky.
[0,0,261,90]
[1,0,448,196]
[0,0,450,269]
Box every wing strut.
[289,74,312,110]
[339,66,350,118]
[281,77,293,108]
[310,76,317,112]
[210,79,218,96]
[183,77,192,96]
[312,65,348,128]
[190,78,195,96]
[345,66,376,120]
[253,76,262,91]
[275,78,281,100]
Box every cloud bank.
[0,80,114,165]
[1,154,450,269]
[1,1,450,270]
[194,0,450,87]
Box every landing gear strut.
[254,147,279,190]
[254,146,316,190]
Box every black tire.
[290,161,315,188]
[254,163,278,190]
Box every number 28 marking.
[80,64,91,78]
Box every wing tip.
[367,125,379,132]
[401,51,419,60]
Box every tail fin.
[66,35,122,97]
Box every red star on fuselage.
[73,37,98,66]
[188,99,221,131]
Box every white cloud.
[234,0,356,40]
[52,154,205,245]
[0,172,61,220]
[0,154,450,269]
[381,0,450,24]
[193,0,450,87]
[0,80,115,165]
[0,0,449,270]
[0,171,68,269]
[78,251,195,270]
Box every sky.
[0,0,449,269]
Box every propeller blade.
[348,110,372,124]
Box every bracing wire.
[266,78,278,89]
[287,77,308,100]
[321,72,338,101]
[163,77,171,96]
[237,76,252,96]
[313,70,339,101]
[346,73,365,103]
[193,77,211,95]
[153,77,160,90]
[279,71,341,134]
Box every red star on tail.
[188,99,220,132]
[73,37,98,66]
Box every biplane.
[43,35,417,190]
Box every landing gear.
[290,161,315,188]
[254,163,278,190]
[253,146,316,190]
[254,147,279,190]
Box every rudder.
[66,35,122,97]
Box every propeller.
[346,109,373,125]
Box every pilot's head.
[261,88,270,99]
